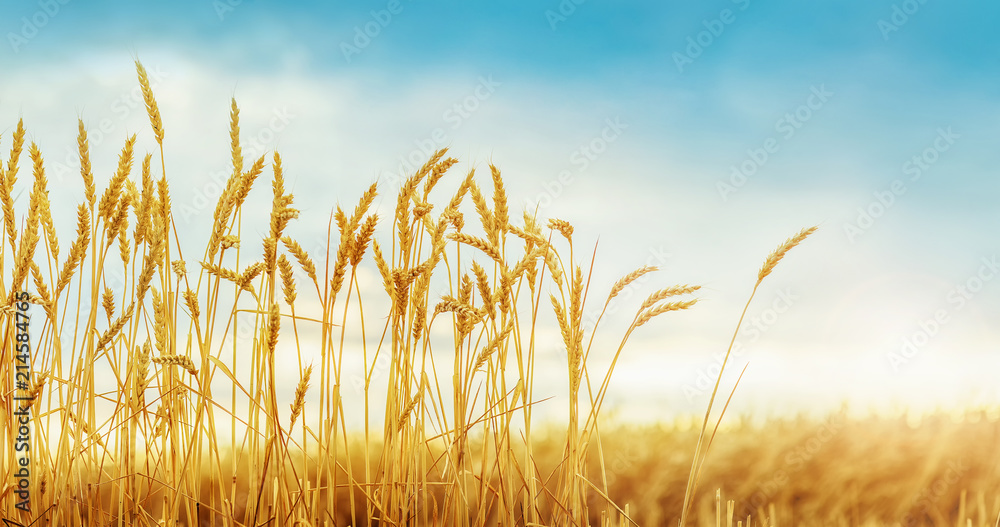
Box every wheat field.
[0,62,996,527]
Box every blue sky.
[2,0,999,423]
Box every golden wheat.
[757,226,818,284]
[288,364,313,428]
[151,354,199,376]
[135,60,164,146]
[97,134,136,223]
[608,265,657,301]
[0,67,835,527]
[1,119,25,254]
[548,217,574,240]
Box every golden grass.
[0,61,842,527]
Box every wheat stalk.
[182,288,200,318]
[636,298,699,327]
[490,164,509,236]
[448,232,502,263]
[288,365,313,428]
[55,204,90,297]
[278,254,296,306]
[757,226,818,284]
[1,119,26,255]
[609,265,657,302]
[152,354,199,376]
[77,119,95,208]
[136,60,165,146]
[349,214,377,266]
[280,236,317,285]
[548,218,574,241]
[102,287,115,321]
[97,134,136,223]
[638,284,701,312]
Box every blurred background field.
[44,408,1000,526]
